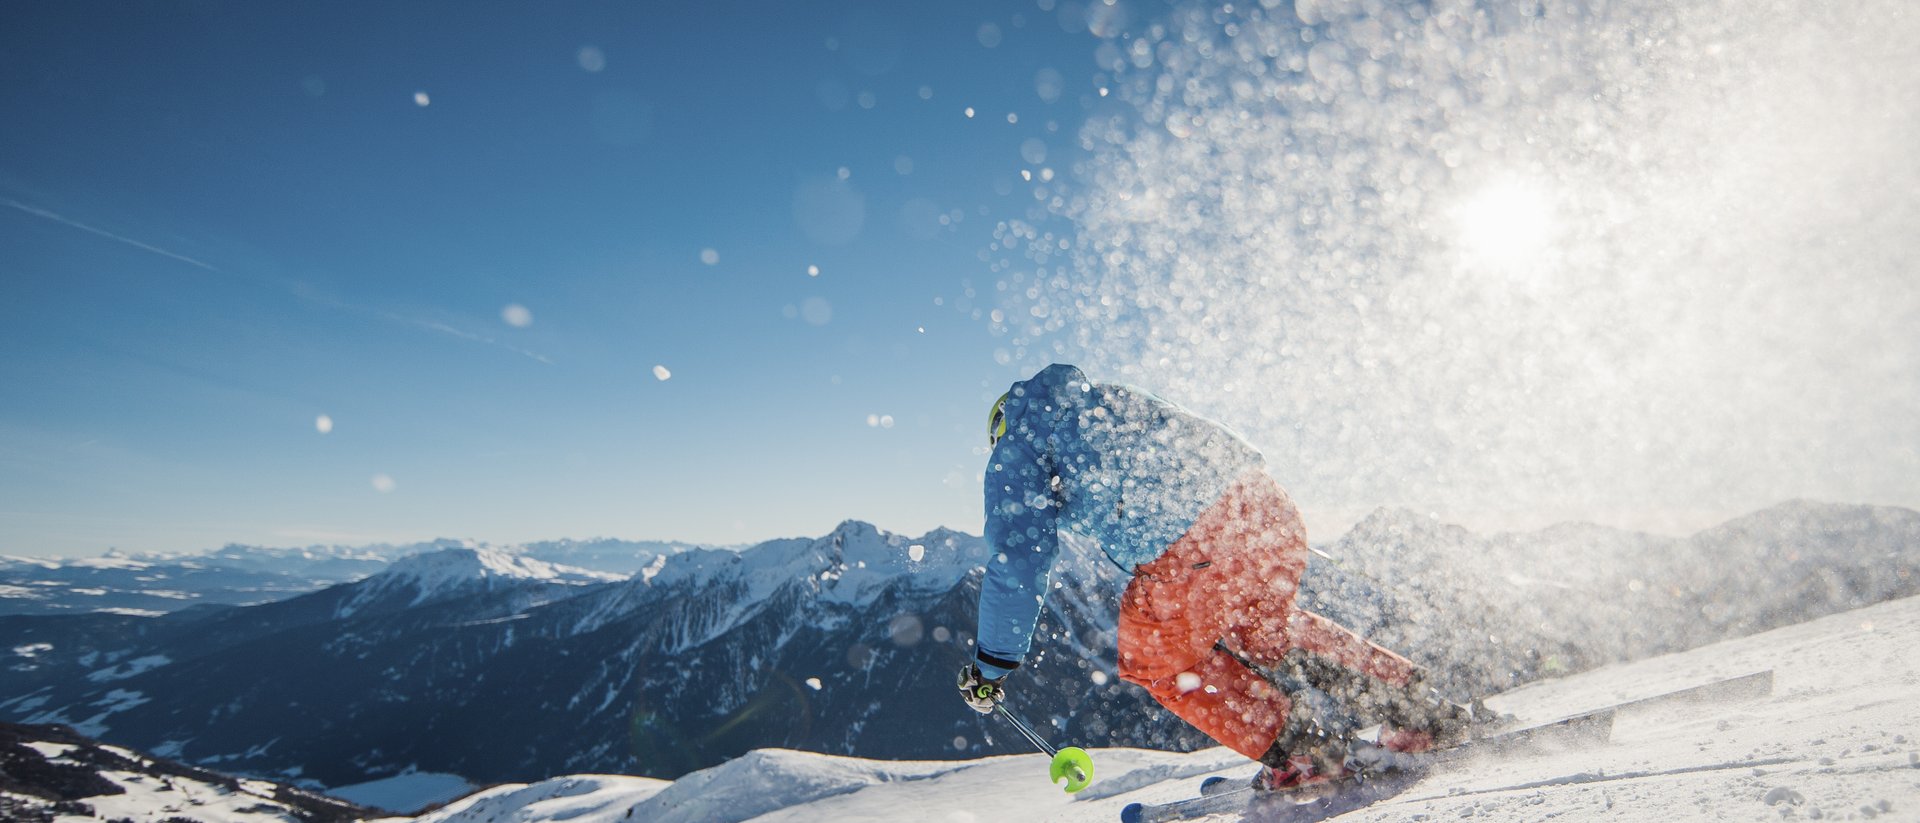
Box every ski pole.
[992,702,1095,793]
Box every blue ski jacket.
[974,364,1264,679]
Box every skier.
[957,364,1471,791]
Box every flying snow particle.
[315,415,333,434]
[908,544,926,562]
[1452,177,1557,271]
[1006,112,1018,124]
[807,264,820,277]
[501,304,533,327]
[1091,671,1110,685]
[917,85,934,100]
[806,677,823,690]
[932,626,951,643]
[699,248,719,265]
[792,177,866,245]
[879,415,895,428]
[977,23,1003,48]
[652,365,672,381]
[1175,672,1203,692]
[952,736,968,751]
[371,474,397,493]
[964,106,976,118]
[1020,138,1048,165]
[888,614,924,647]
[577,46,606,72]
[866,414,880,427]
[413,91,431,107]
[1034,67,1065,103]
[800,297,833,325]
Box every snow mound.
[408,774,670,823]
[627,748,967,823]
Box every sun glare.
[1452,178,1557,271]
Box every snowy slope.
[407,593,1920,823]
[0,721,369,822]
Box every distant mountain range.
[0,537,706,617]
[0,500,1914,800]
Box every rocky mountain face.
[0,502,1914,794]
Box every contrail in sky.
[5,197,554,366]
[4,198,220,273]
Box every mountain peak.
[338,547,620,616]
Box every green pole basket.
[1049,746,1095,793]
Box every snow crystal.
[806,677,822,690]
[806,264,820,277]
[963,107,975,118]
[699,248,719,266]
[314,414,333,434]
[907,544,925,562]
[371,474,396,493]
[501,303,532,327]
[1174,672,1201,692]
[652,365,672,381]
[412,91,430,107]
[576,46,606,72]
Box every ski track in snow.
[408,594,1920,823]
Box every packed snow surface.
[410,594,1920,822]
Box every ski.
[1119,669,1772,823]
[1119,711,1609,823]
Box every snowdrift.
[410,593,1920,822]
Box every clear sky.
[5,0,1917,558]
[1,0,1110,555]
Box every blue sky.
[1,0,1111,555]
[8,0,1916,557]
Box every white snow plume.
[410,593,1920,822]
[993,0,1920,538]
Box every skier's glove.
[957,664,1005,715]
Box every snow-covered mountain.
[0,502,1913,813]
[334,547,621,618]
[402,592,1920,822]
[0,544,402,617]
[0,537,707,618]
[0,720,371,822]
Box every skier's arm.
[974,434,1062,680]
